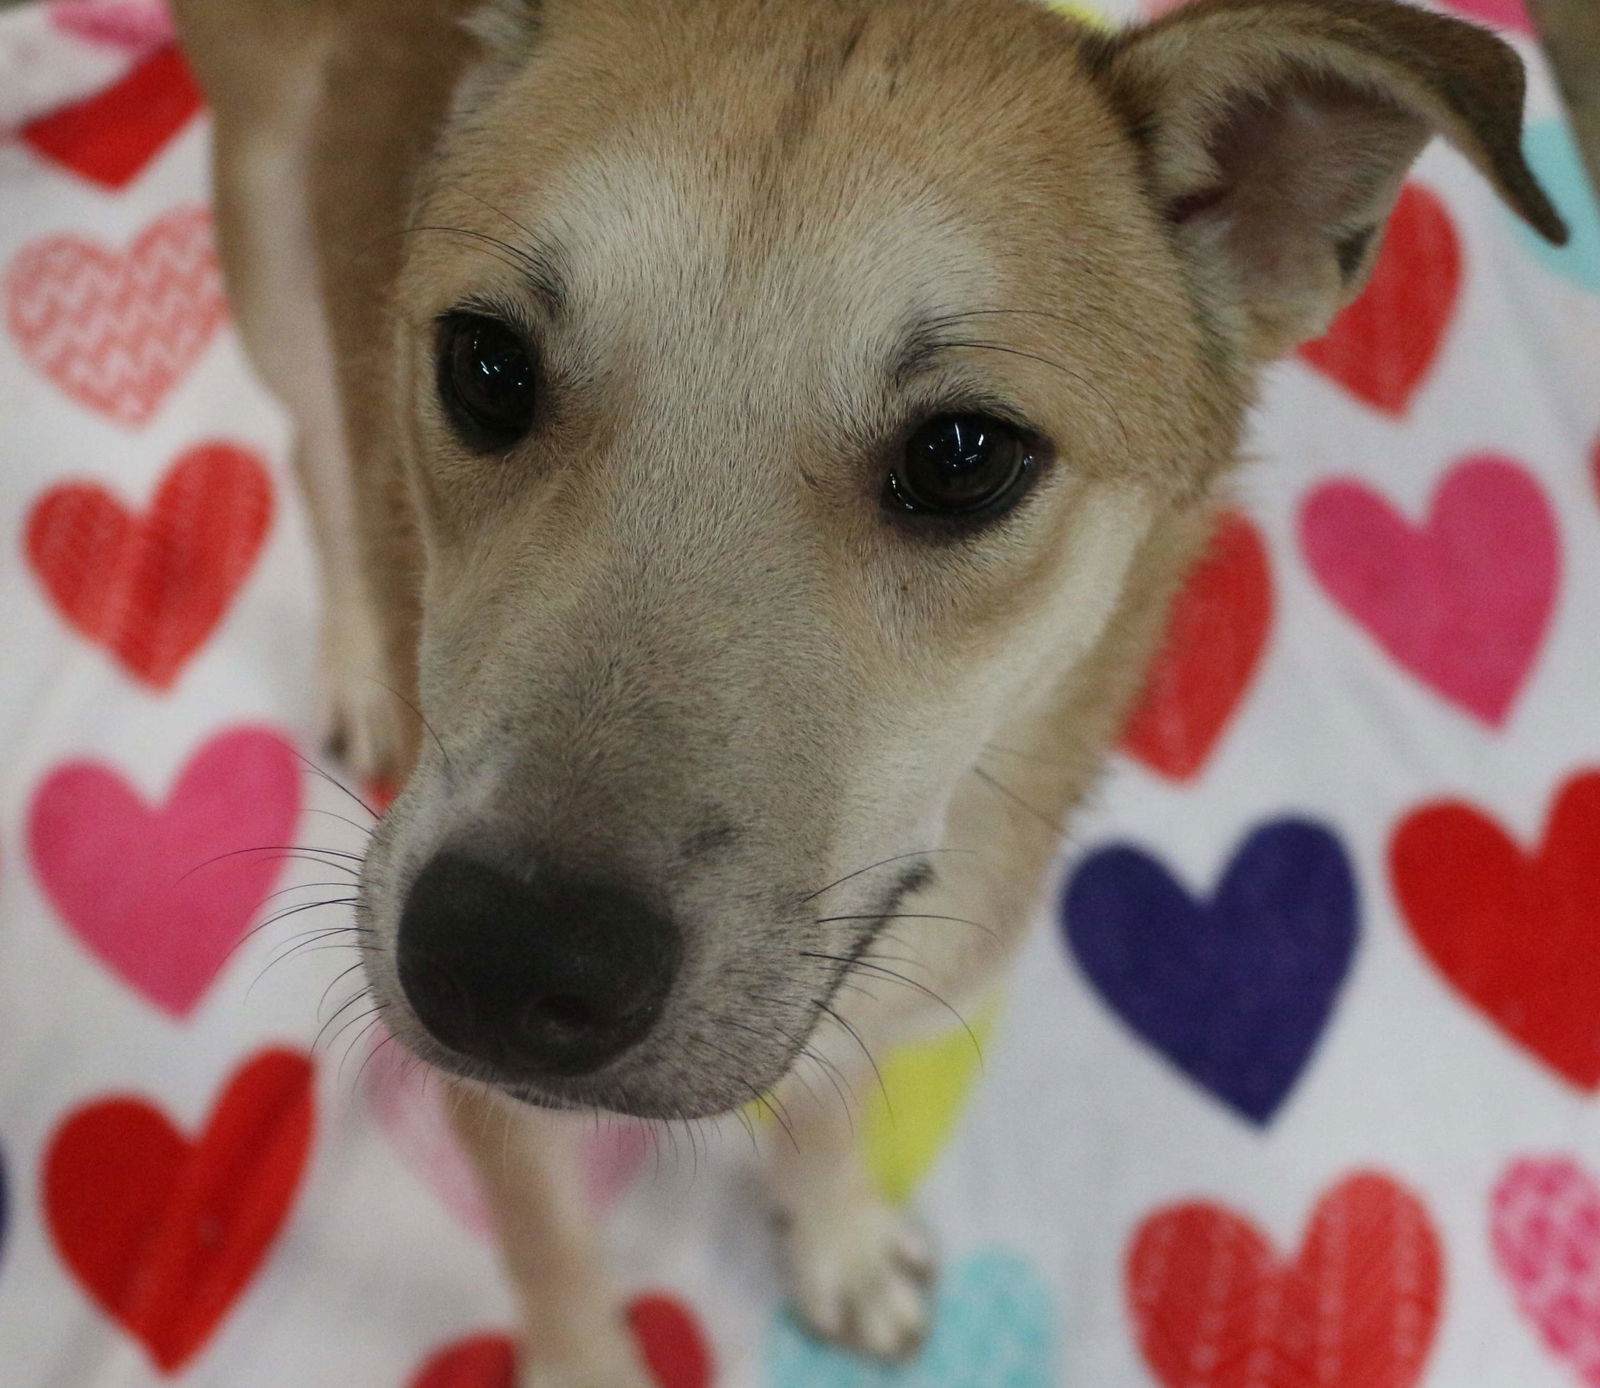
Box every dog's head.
[360,0,1562,1116]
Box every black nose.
[396,853,681,1077]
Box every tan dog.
[172,0,1564,1379]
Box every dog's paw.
[317,597,413,786]
[782,1197,938,1362]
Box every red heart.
[29,725,302,1017]
[1391,770,1600,1089]
[1120,511,1272,780]
[1128,1171,1443,1388]
[411,1334,516,1388]
[1298,185,1461,417]
[411,1295,713,1388]
[21,45,201,190]
[5,204,228,427]
[26,442,273,688]
[628,1294,715,1388]
[43,1049,315,1375]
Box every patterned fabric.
[1,1,1597,1384]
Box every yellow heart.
[865,998,1000,1206]
[1038,0,1113,28]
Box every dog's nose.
[396,852,680,1077]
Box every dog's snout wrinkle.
[397,852,681,1079]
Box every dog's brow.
[889,313,958,385]
[515,238,567,322]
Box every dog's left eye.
[435,312,538,451]
[885,413,1035,520]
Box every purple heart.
[1062,819,1357,1124]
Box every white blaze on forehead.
[534,146,999,396]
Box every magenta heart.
[1298,456,1558,726]
[1492,1157,1600,1383]
[49,0,176,53]
[1434,0,1533,36]
[362,1028,649,1233]
[28,726,302,1018]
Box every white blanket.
[2,1,1598,1384]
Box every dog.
[170,0,1565,1380]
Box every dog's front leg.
[766,1070,938,1363]
[445,1082,656,1388]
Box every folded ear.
[1092,0,1568,361]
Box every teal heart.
[1512,121,1600,294]
[765,1249,1057,1387]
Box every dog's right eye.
[435,312,538,451]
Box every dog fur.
[171,0,1563,1378]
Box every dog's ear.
[1092,0,1567,361]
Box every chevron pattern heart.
[4,205,226,426]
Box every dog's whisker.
[812,999,890,1121]
[814,911,998,941]
[436,179,544,248]
[255,923,369,975]
[741,993,861,1130]
[929,336,1133,452]
[257,879,360,907]
[804,951,983,1064]
[318,958,370,1016]
[314,988,376,1054]
[230,895,358,956]
[396,225,549,281]
[340,1010,390,1084]
[800,847,974,903]
[245,930,369,1001]
[304,806,377,838]
[352,1025,404,1093]
[979,741,1073,767]
[970,766,1066,837]
[364,675,456,775]
[703,1010,828,1121]
[176,844,364,886]
[292,750,381,821]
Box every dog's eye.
[435,312,537,451]
[886,413,1034,519]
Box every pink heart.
[49,0,175,54]
[362,1029,649,1234]
[1434,0,1533,36]
[28,727,302,1018]
[1144,0,1532,31]
[1493,1157,1600,1383]
[1298,456,1558,726]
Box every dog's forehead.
[439,0,1126,306]
[529,146,998,385]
